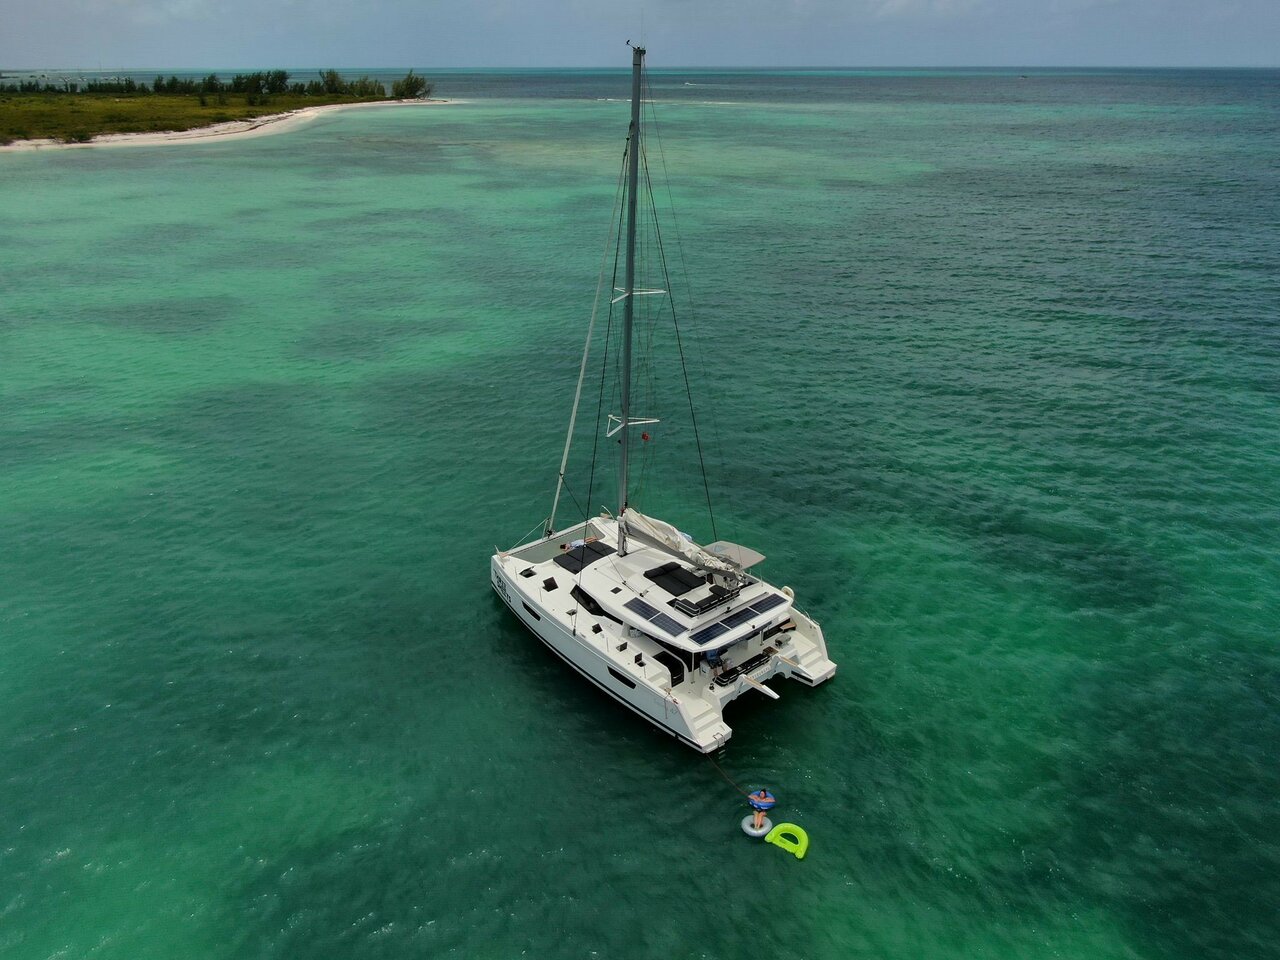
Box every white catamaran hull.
[491,562,714,750]
[491,519,836,753]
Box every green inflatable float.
[764,822,809,860]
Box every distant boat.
[490,45,837,752]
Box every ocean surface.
[2,68,1278,960]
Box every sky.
[1,0,1277,69]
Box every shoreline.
[0,98,454,153]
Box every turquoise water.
[2,70,1278,959]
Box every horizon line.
[3,63,1279,73]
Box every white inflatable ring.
[741,814,773,838]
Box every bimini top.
[704,541,766,569]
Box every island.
[0,69,435,147]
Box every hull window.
[608,667,638,689]
[571,585,605,616]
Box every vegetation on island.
[0,69,434,145]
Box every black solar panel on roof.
[749,593,788,614]
[624,598,685,637]
[648,612,684,636]
[722,608,757,629]
[624,598,660,620]
[690,622,729,645]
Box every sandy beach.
[0,98,452,153]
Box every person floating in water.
[749,787,776,830]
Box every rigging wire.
[570,65,720,540]
[558,477,589,529]
[642,82,730,525]
[506,518,552,554]
[639,133,719,542]
[584,142,631,525]
[547,148,630,535]
[633,145,660,507]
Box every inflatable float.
[764,822,809,860]
[741,789,777,837]
[741,814,773,837]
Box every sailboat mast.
[617,43,645,556]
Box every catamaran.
[490,45,836,752]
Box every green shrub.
[391,70,431,99]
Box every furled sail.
[622,509,741,577]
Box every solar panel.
[624,598,660,620]
[649,613,685,636]
[690,622,729,646]
[722,608,757,629]
[749,593,788,614]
